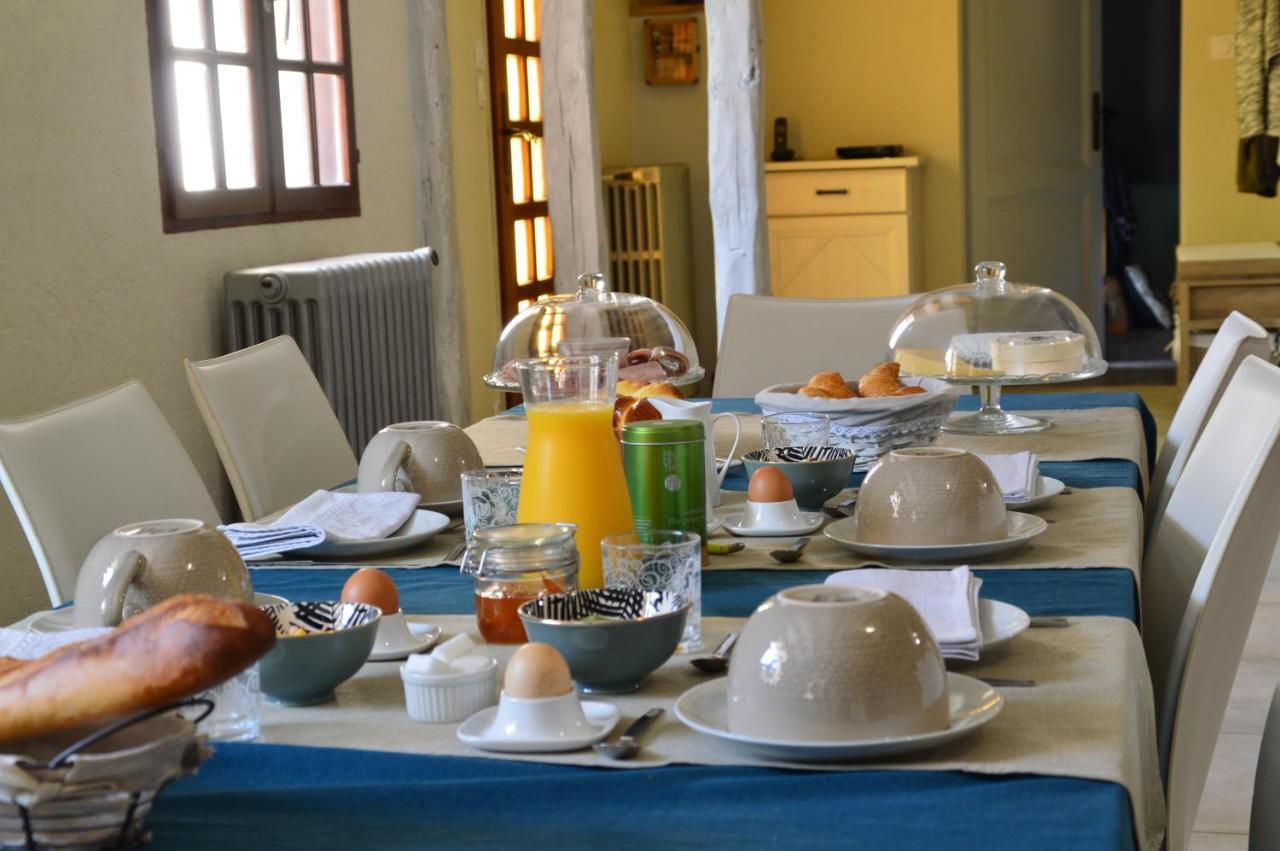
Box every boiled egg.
[340,567,400,615]
[504,642,574,699]
[747,466,794,504]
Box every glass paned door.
[486,0,553,324]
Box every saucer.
[26,592,292,633]
[722,511,825,538]
[674,673,1002,762]
[456,701,620,753]
[1004,475,1065,510]
[979,599,1030,651]
[823,512,1047,562]
[289,509,450,558]
[368,620,443,662]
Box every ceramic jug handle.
[712,414,742,486]
[99,551,145,627]
[376,441,412,492]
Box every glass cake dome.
[485,272,703,391]
[887,261,1107,434]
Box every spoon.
[769,537,810,563]
[592,708,663,760]
[691,632,738,674]
[821,496,858,519]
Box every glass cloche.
[485,272,703,391]
[888,261,1107,434]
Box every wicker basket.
[755,378,961,471]
[0,702,211,850]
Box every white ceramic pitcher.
[647,398,741,521]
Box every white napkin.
[825,567,983,661]
[0,626,113,661]
[221,490,420,557]
[976,452,1039,502]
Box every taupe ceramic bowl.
[357,421,483,508]
[727,585,948,742]
[853,447,1005,545]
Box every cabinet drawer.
[766,169,908,216]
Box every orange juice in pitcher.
[515,355,634,588]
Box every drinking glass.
[185,665,262,742]
[461,468,523,541]
[762,413,831,450]
[601,530,702,651]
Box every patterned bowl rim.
[517,589,690,627]
[259,600,383,640]
[742,446,855,463]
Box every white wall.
[0,1,422,622]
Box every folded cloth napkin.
[825,567,983,661]
[976,451,1039,502]
[221,490,420,558]
[0,626,113,661]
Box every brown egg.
[340,568,400,615]
[747,466,794,504]
[504,642,574,699]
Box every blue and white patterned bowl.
[742,446,856,510]
[519,590,689,694]
[258,601,382,706]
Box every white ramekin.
[400,656,498,723]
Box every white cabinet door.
[768,214,910,299]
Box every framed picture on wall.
[644,17,699,86]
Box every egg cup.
[456,690,621,753]
[401,654,498,723]
[743,498,809,529]
[370,611,442,662]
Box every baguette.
[0,594,276,743]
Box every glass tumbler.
[762,413,831,451]
[602,530,702,651]
[185,664,262,742]
[461,468,522,541]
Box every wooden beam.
[706,0,768,338]
[541,0,609,293]
[406,0,469,424]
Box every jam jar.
[460,523,579,643]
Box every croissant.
[858,362,910,398]
[613,397,661,439]
[800,371,858,399]
[632,382,685,401]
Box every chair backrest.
[1147,311,1270,535]
[712,293,920,397]
[1142,356,1280,851]
[0,381,221,606]
[1251,678,1280,851]
[186,335,358,521]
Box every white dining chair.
[712,293,920,397]
[1140,355,1280,851]
[1251,678,1280,850]
[0,381,221,606]
[1145,311,1270,538]
[186,335,359,521]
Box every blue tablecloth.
[149,391,1154,850]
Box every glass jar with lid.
[485,273,703,392]
[460,523,579,643]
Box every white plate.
[289,509,451,558]
[823,512,1047,562]
[674,674,1002,762]
[27,591,292,633]
[721,511,825,538]
[979,599,1030,651]
[368,621,442,662]
[456,701,620,753]
[1004,476,1066,510]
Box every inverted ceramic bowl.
[854,447,1005,545]
[727,585,948,742]
[519,590,689,694]
[258,602,381,706]
[741,446,855,510]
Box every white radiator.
[602,165,695,330]
[223,247,438,453]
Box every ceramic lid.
[486,273,703,391]
[887,261,1106,384]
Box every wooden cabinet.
[765,158,921,299]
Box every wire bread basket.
[0,700,212,850]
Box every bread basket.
[0,700,212,849]
[754,379,961,471]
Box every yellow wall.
[1180,0,1280,242]
[0,2,444,622]
[762,0,967,287]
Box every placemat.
[260,614,1163,851]
[708,487,1143,579]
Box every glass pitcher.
[515,355,635,588]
